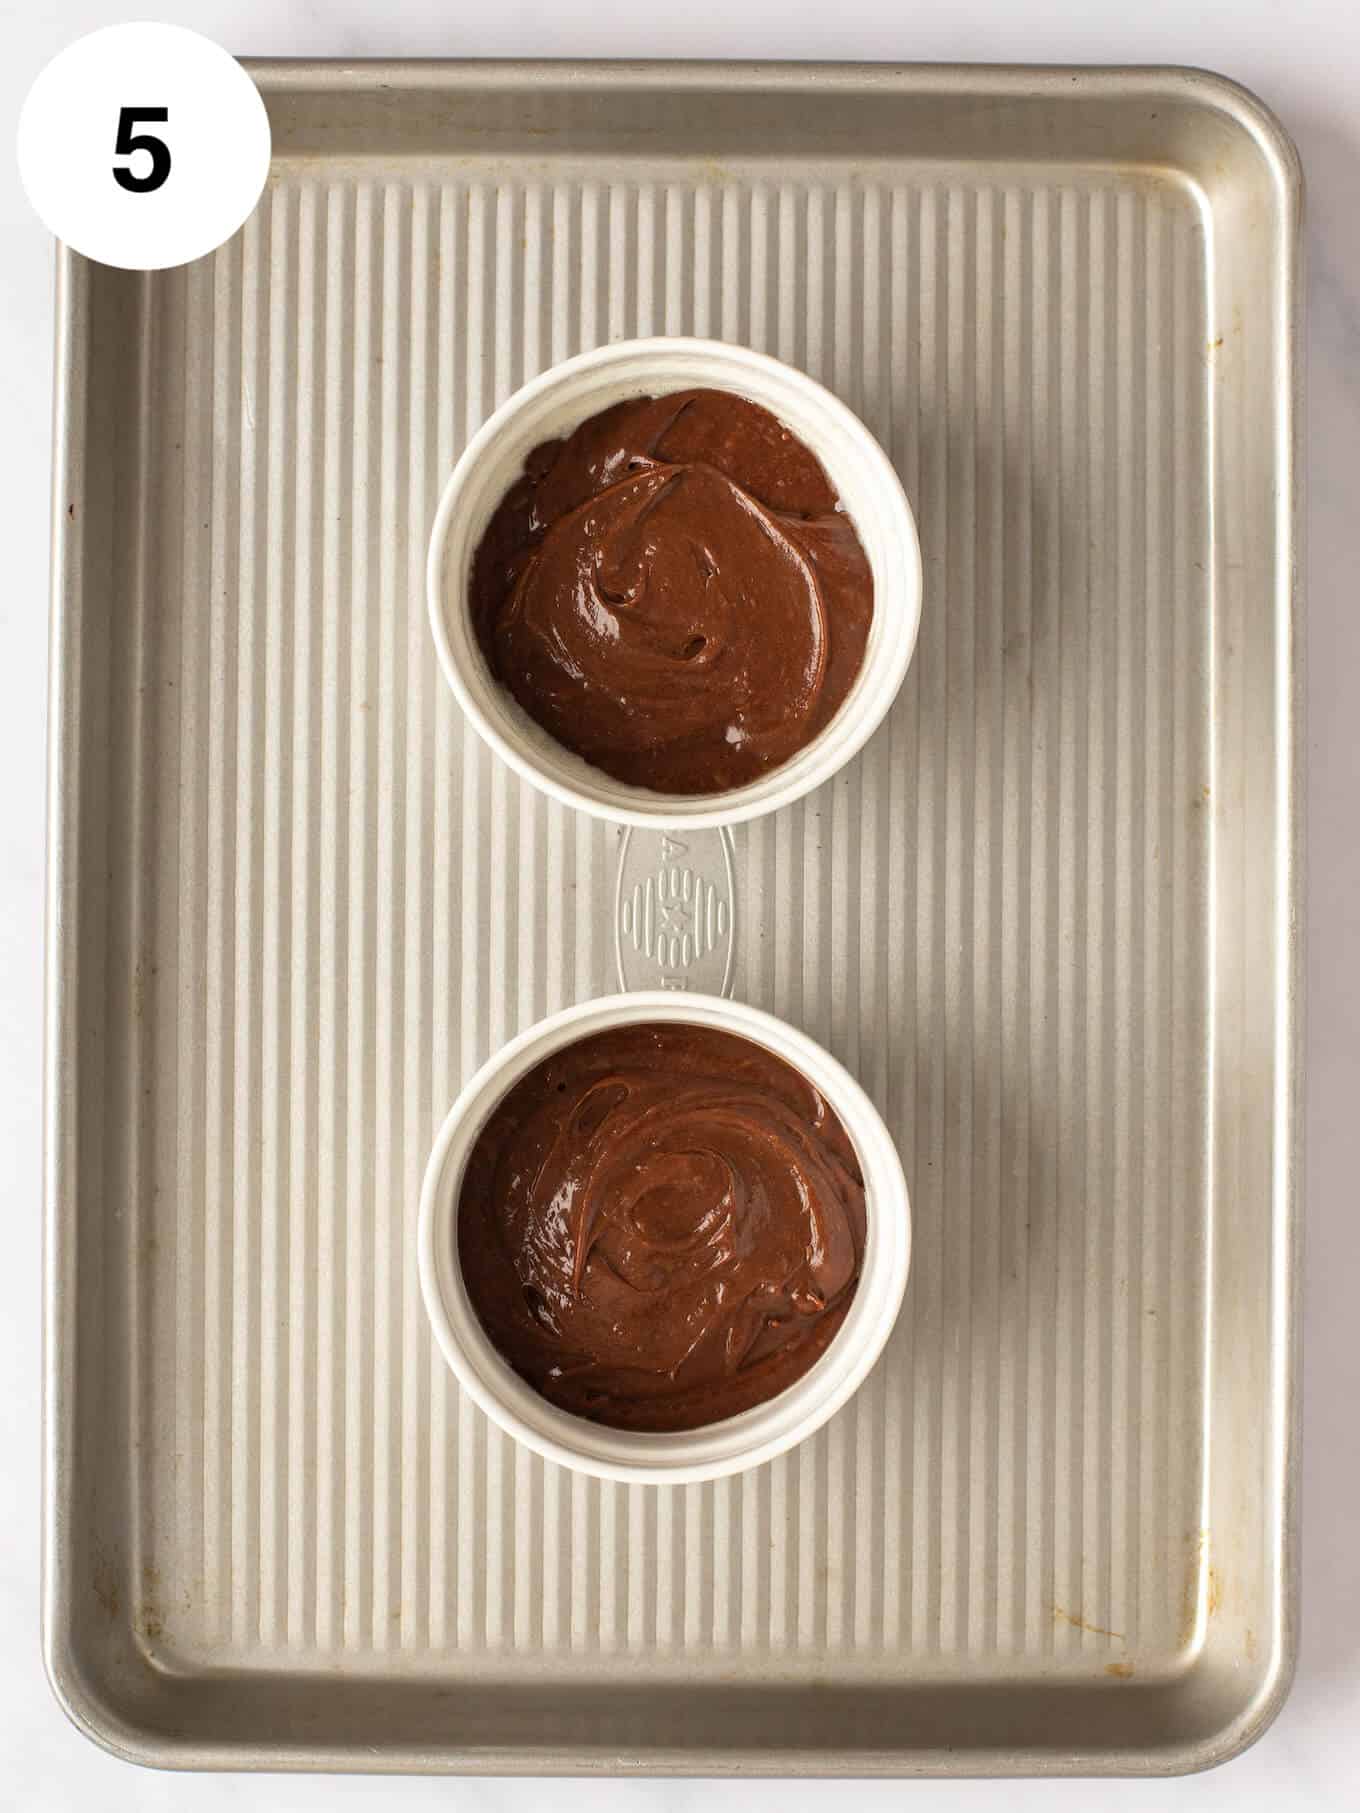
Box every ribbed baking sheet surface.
[47,64,1298,1774]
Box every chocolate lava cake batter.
[469,388,874,794]
[457,1023,867,1432]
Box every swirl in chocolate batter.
[457,1023,866,1432]
[469,389,873,794]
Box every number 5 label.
[18,24,270,271]
[113,108,172,195]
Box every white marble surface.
[3,1,1356,1805]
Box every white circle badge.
[17,23,271,271]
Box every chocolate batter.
[470,388,873,794]
[458,1023,866,1432]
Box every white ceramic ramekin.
[426,337,922,831]
[417,991,910,1486]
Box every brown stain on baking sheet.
[136,1561,167,1645]
[91,1554,121,1621]
[1105,1662,1135,1679]
[135,1603,165,1643]
[1180,1530,1224,1647]
[1051,1605,1125,1644]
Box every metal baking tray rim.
[42,57,1303,1777]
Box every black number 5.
[113,107,171,194]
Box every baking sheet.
[42,60,1302,1775]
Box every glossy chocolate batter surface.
[469,388,873,794]
[458,1023,866,1432]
